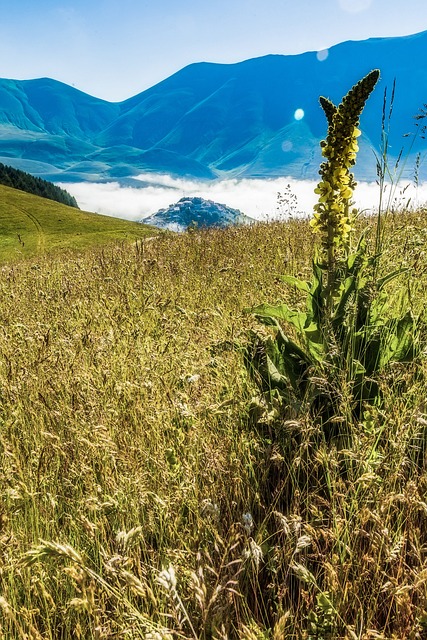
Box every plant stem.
[326,229,335,320]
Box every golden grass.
[0,213,427,638]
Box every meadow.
[1,204,427,638]
[2,67,427,640]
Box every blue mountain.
[1,31,427,182]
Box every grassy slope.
[0,214,427,638]
[0,183,157,263]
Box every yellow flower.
[340,186,353,199]
[312,69,379,256]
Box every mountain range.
[1,30,427,184]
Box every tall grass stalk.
[375,80,427,271]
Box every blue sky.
[1,0,427,101]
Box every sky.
[1,0,427,102]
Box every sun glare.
[316,49,329,61]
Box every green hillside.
[0,183,158,263]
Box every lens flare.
[316,49,329,62]
[281,140,293,152]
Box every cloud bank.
[57,174,427,223]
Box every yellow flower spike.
[340,186,353,199]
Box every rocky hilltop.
[142,196,254,231]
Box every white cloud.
[57,175,427,223]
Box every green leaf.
[271,322,312,389]
[265,353,288,387]
[369,291,388,326]
[380,312,418,367]
[280,274,311,294]
[347,253,357,270]
[250,302,309,333]
[332,275,357,327]
[317,591,334,615]
[306,338,325,361]
[357,333,382,375]
[244,332,289,394]
[307,260,324,325]
[351,359,366,376]
[376,267,409,291]
[346,230,369,277]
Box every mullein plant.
[245,70,421,427]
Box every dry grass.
[0,213,427,638]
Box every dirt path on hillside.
[12,204,46,252]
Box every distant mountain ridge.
[1,31,427,183]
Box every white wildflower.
[157,564,177,592]
[294,534,312,554]
[186,374,200,384]
[273,511,291,536]
[201,499,220,520]
[145,631,173,640]
[243,538,264,570]
[291,562,316,585]
[290,514,302,536]
[242,512,254,535]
